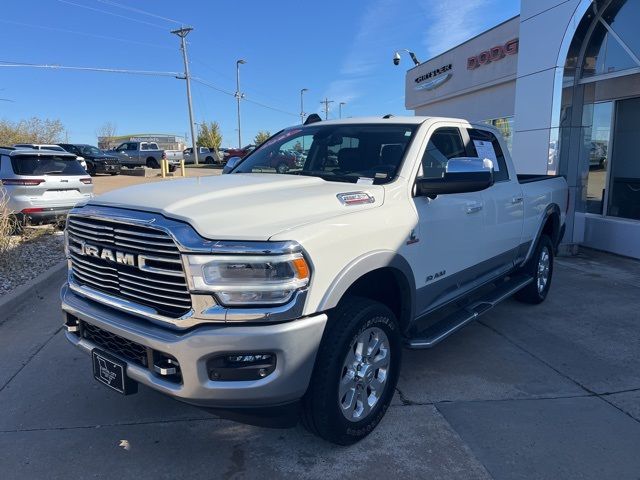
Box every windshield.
[11,155,86,176]
[231,124,417,184]
[80,145,102,156]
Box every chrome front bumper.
[61,283,327,407]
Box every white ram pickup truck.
[61,116,568,445]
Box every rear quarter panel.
[521,177,568,246]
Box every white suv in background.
[14,144,88,171]
[1,146,93,223]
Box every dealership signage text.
[467,38,519,70]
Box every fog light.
[152,353,181,380]
[207,353,276,381]
[65,314,80,334]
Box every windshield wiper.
[287,171,357,183]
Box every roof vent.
[382,114,394,119]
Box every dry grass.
[0,184,18,266]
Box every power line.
[0,59,298,119]
[97,0,186,26]
[56,0,166,30]
[0,19,174,51]
[192,77,298,117]
[191,77,235,96]
[245,97,299,117]
[0,61,180,77]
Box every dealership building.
[405,0,640,259]
[97,134,186,151]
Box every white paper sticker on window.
[473,140,499,171]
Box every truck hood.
[90,173,384,240]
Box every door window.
[419,127,466,179]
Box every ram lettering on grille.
[66,215,192,318]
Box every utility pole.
[171,26,199,165]
[235,59,246,148]
[300,88,308,124]
[321,98,334,120]
[339,102,346,119]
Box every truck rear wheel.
[302,296,401,445]
[515,234,554,304]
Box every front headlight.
[185,253,310,306]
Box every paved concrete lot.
[92,166,222,195]
[1,249,639,479]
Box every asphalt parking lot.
[91,166,222,195]
[1,249,639,479]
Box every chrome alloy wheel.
[537,246,551,294]
[338,326,391,422]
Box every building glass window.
[583,102,613,214]
[484,117,514,152]
[581,22,637,78]
[602,0,640,60]
[608,97,640,220]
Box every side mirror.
[222,156,242,174]
[416,157,494,197]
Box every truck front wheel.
[302,296,401,445]
[515,234,554,304]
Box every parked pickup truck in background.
[183,147,222,165]
[61,116,567,445]
[110,141,178,171]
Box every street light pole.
[235,59,246,149]
[339,102,346,119]
[171,26,199,165]
[300,88,308,124]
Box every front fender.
[317,250,415,320]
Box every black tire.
[110,172,119,176]
[515,234,554,304]
[87,162,97,176]
[146,158,159,169]
[302,296,402,445]
[168,164,177,173]
[205,156,214,164]
[276,162,289,174]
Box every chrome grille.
[67,215,192,318]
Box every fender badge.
[337,192,375,206]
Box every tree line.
[196,121,271,150]
[0,116,273,150]
[0,117,65,146]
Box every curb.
[0,260,67,318]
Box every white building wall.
[511,0,581,174]
[414,81,515,121]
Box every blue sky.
[0,0,519,147]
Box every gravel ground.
[0,228,65,296]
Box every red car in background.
[222,144,256,162]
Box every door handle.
[511,196,524,204]
[466,202,483,214]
